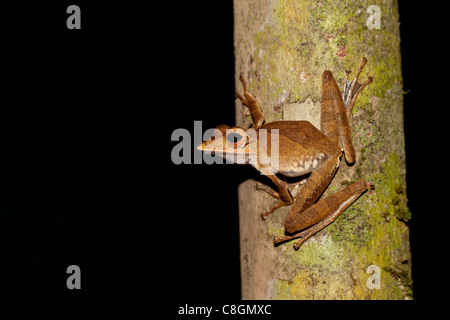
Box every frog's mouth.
[196,125,258,164]
[196,139,254,164]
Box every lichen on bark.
[235,0,411,299]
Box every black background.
[0,0,445,311]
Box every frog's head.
[196,125,257,164]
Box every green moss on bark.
[249,0,402,123]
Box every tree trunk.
[234,0,412,300]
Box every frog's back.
[260,121,338,153]
[259,121,341,177]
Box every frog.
[197,58,373,249]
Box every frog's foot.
[260,199,292,221]
[256,182,293,220]
[273,230,308,249]
[274,224,323,250]
[342,57,373,120]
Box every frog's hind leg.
[342,57,373,121]
[283,152,341,233]
[320,57,372,164]
[274,179,371,250]
[321,70,356,163]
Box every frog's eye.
[226,128,246,149]
[227,132,243,143]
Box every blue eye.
[226,130,246,148]
[227,133,242,144]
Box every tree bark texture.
[234,0,412,300]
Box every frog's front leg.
[274,179,372,249]
[258,174,293,220]
[235,73,265,128]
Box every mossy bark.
[234,0,412,300]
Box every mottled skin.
[198,58,373,249]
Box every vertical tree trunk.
[234,0,412,299]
